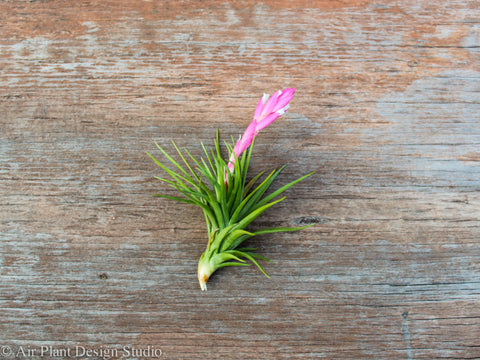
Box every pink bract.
[227,87,296,173]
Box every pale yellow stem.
[197,258,214,291]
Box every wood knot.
[293,216,328,225]
[98,273,108,280]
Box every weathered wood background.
[1,0,479,359]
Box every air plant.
[148,87,313,291]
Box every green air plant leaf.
[149,133,313,290]
[148,87,314,290]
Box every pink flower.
[227,87,296,173]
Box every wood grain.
[1,1,479,359]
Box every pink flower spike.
[226,87,296,180]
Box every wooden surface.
[1,1,480,359]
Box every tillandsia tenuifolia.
[147,87,313,291]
